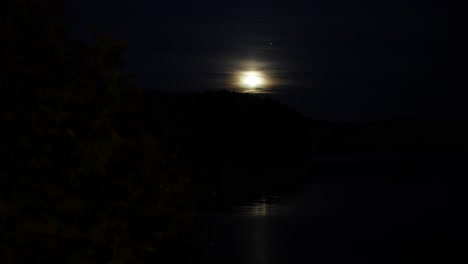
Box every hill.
[142,89,331,204]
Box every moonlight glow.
[239,71,266,89]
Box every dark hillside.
[142,90,331,204]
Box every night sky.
[67,0,465,122]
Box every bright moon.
[240,71,265,89]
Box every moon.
[240,71,265,89]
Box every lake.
[191,167,466,263]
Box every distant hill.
[141,89,468,202]
[142,89,332,203]
[142,89,468,163]
[328,117,468,155]
[143,89,331,162]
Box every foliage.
[1,1,198,263]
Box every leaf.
[66,127,76,139]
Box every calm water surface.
[194,170,465,264]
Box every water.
[193,169,466,263]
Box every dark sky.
[67,0,465,122]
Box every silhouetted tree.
[1,1,198,263]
